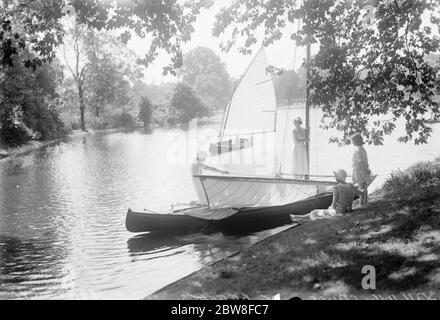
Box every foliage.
[57,77,80,130]
[0,0,65,70]
[381,157,440,203]
[85,30,142,118]
[211,0,440,145]
[60,27,141,130]
[138,96,154,127]
[30,105,65,140]
[136,82,176,107]
[0,53,65,146]
[1,0,213,73]
[169,83,210,123]
[112,112,135,130]
[178,47,231,109]
[61,18,88,130]
[273,69,305,106]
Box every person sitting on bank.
[329,169,364,214]
[191,151,229,205]
[297,169,364,221]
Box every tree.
[85,30,142,119]
[1,0,212,73]
[62,18,88,131]
[211,0,440,145]
[274,69,305,106]
[61,24,142,130]
[178,47,232,109]
[169,83,209,123]
[138,96,154,132]
[0,52,65,146]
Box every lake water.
[0,108,439,299]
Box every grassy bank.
[148,158,440,300]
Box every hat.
[293,117,303,125]
[197,150,207,161]
[334,169,347,183]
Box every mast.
[305,41,311,173]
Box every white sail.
[198,45,333,212]
[195,174,336,210]
[220,48,277,138]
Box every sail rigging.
[220,48,277,139]
[197,17,335,211]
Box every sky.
[126,1,307,84]
[59,1,438,85]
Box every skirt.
[293,144,309,176]
[309,208,340,221]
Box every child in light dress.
[351,133,371,205]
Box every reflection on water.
[0,129,294,299]
[0,111,439,299]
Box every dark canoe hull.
[209,138,253,155]
[126,192,334,235]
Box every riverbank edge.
[0,128,122,161]
[146,190,440,300]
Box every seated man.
[191,151,229,205]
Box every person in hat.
[191,151,229,204]
[329,169,364,214]
[351,133,371,205]
[295,169,364,221]
[292,117,309,178]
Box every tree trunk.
[143,121,152,134]
[78,84,86,131]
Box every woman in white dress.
[292,117,309,178]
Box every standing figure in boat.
[292,117,310,178]
[351,133,371,205]
[191,151,229,205]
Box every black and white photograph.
[1,0,440,303]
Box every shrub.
[70,121,81,131]
[0,124,33,147]
[138,96,154,127]
[170,83,209,123]
[381,159,440,202]
[87,114,110,130]
[32,107,66,140]
[112,112,135,129]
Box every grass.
[147,158,440,300]
[381,157,440,204]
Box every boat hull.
[126,192,333,235]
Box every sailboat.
[193,43,340,210]
[209,48,277,155]
[126,44,346,234]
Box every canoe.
[126,192,334,235]
[209,137,253,155]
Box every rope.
[314,105,319,175]
[278,17,302,174]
